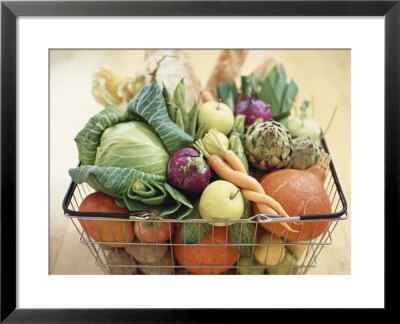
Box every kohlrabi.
[167,148,211,195]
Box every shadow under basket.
[62,139,348,275]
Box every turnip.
[167,148,211,195]
[235,95,272,127]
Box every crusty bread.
[144,50,200,111]
[205,50,248,98]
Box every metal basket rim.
[62,138,348,223]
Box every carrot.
[207,155,263,192]
[241,189,290,219]
[224,149,248,175]
[193,136,293,228]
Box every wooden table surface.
[50,49,351,275]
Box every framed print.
[1,0,398,321]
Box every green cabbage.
[74,105,169,176]
[94,121,170,176]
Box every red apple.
[79,192,135,247]
[134,211,175,243]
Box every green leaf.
[188,101,200,138]
[128,80,193,155]
[74,105,140,166]
[164,183,193,219]
[216,82,237,111]
[162,84,176,122]
[281,80,298,114]
[173,78,189,131]
[68,165,166,199]
[258,78,281,116]
[274,66,287,105]
[265,65,279,86]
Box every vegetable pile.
[69,53,338,275]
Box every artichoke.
[285,137,323,170]
[243,120,293,170]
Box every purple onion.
[235,97,272,126]
[167,148,211,195]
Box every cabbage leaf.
[116,181,193,219]
[69,165,166,198]
[74,105,141,166]
[128,80,193,155]
[94,121,170,176]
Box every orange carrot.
[224,149,248,175]
[207,155,264,193]
[241,189,290,219]
[193,137,292,224]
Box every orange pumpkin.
[173,226,239,274]
[253,163,332,241]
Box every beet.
[167,148,211,195]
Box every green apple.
[198,101,234,135]
[199,180,244,226]
[238,257,265,275]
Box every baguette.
[144,50,200,111]
[205,49,248,99]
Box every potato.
[285,239,309,260]
[139,250,174,275]
[254,232,285,266]
[124,239,168,263]
[267,252,299,275]
[106,249,137,275]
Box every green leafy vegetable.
[69,165,193,219]
[240,74,259,98]
[68,165,166,198]
[94,121,170,176]
[128,80,193,155]
[216,82,237,111]
[256,65,298,126]
[74,105,141,166]
[116,181,193,219]
[162,83,176,122]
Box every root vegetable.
[167,148,211,195]
[285,239,309,260]
[254,232,286,266]
[106,249,137,275]
[139,250,174,275]
[124,239,168,263]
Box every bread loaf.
[205,50,248,98]
[144,50,200,111]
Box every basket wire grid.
[63,141,348,275]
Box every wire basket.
[62,139,348,275]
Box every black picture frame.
[1,0,398,321]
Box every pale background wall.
[50,49,351,275]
